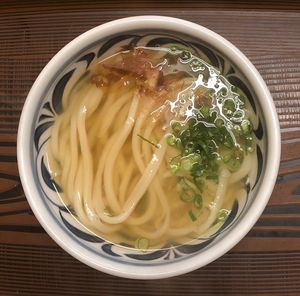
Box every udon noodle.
[46,45,256,250]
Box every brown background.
[1,0,300,295]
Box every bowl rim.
[17,15,281,279]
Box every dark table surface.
[1,1,300,295]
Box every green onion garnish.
[214,209,230,225]
[193,194,203,209]
[199,106,210,118]
[241,120,251,134]
[180,190,194,202]
[164,52,255,211]
[135,237,149,251]
[188,210,197,222]
[137,134,159,148]
[180,50,192,61]
[166,134,176,146]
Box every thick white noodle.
[98,136,167,224]
[196,167,231,235]
[102,91,139,213]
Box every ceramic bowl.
[17,16,281,279]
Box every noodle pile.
[46,47,255,249]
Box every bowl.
[17,16,281,279]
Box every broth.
[45,45,256,250]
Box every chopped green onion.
[171,122,182,134]
[210,111,217,122]
[164,68,255,209]
[232,110,244,123]
[217,209,230,222]
[137,134,159,148]
[170,155,181,175]
[180,50,192,61]
[226,158,242,172]
[135,238,149,251]
[194,177,204,191]
[188,210,197,222]
[223,99,236,112]
[197,140,209,154]
[178,178,196,202]
[166,134,176,146]
[206,174,218,182]
[170,163,180,175]
[193,194,203,209]
[238,94,246,104]
[177,177,203,204]
[224,134,234,148]
[212,209,230,226]
[222,152,232,163]
[233,124,242,135]
[172,153,202,175]
[191,59,201,67]
[191,162,205,177]
[191,59,203,70]
[245,135,253,149]
[241,120,251,134]
[215,118,224,128]
[180,190,194,202]
[199,106,210,118]
[181,158,194,171]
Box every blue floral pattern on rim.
[34,33,264,263]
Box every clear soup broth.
[45,44,257,250]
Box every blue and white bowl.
[17,16,280,279]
